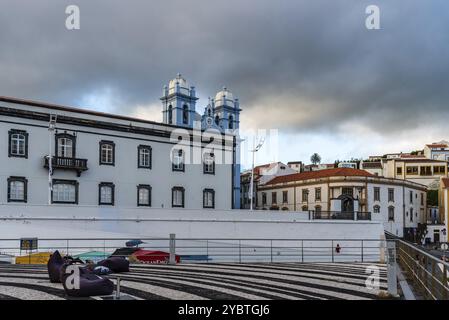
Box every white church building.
[0,74,241,211]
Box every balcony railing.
[310,211,371,221]
[44,156,88,177]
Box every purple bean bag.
[97,257,129,273]
[60,264,114,297]
[47,250,65,283]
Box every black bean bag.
[60,264,114,297]
[97,257,129,273]
[47,250,65,283]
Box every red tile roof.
[427,144,448,148]
[264,168,374,185]
[442,178,449,189]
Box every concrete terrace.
[0,262,387,300]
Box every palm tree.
[310,153,321,165]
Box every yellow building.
[384,157,448,189]
[439,178,449,234]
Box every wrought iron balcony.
[43,156,88,177]
[310,211,371,221]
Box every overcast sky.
[1,0,448,169]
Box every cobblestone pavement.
[0,262,387,300]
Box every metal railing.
[396,239,449,300]
[43,156,88,175]
[0,238,384,264]
[310,211,371,221]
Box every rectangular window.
[374,187,380,202]
[420,166,432,176]
[7,177,27,202]
[315,188,321,201]
[172,187,185,208]
[8,130,28,158]
[410,191,413,204]
[137,185,151,207]
[52,180,78,204]
[282,191,288,203]
[203,153,215,174]
[434,166,446,175]
[272,192,277,204]
[342,187,353,197]
[397,167,402,175]
[302,189,309,202]
[388,188,395,202]
[406,166,419,175]
[388,207,395,221]
[172,149,185,172]
[138,145,152,169]
[421,193,424,206]
[262,192,267,206]
[99,182,114,205]
[203,189,215,208]
[99,141,115,165]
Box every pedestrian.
[335,244,341,254]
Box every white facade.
[424,142,449,161]
[0,95,237,210]
[338,162,358,169]
[257,170,427,238]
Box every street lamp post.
[249,137,265,211]
[48,115,57,205]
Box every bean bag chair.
[97,257,129,273]
[61,264,114,297]
[47,250,65,283]
[93,266,112,276]
[64,255,84,264]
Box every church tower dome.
[161,73,198,127]
[168,73,190,96]
[213,87,241,130]
[214,87,235,108]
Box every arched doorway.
[338,194,355,213]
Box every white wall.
[0,204,384,242]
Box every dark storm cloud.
[0,0,448,136]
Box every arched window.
[208,108,212,117]
[215,115,220,125]
[9,130,28,158]
[168,105,173,124]
[302,205,309,211]
[315,205,322,213]
[410,208,413,222]
[56,134,76,158]
[182,105,189,124]
[229,115,234,129]
[373,205,380,213]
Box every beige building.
[438,178,449,242]
[362,154,448,189]
[257,168,427,238]
[382,156,448,189]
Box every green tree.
[310,153,322,165]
